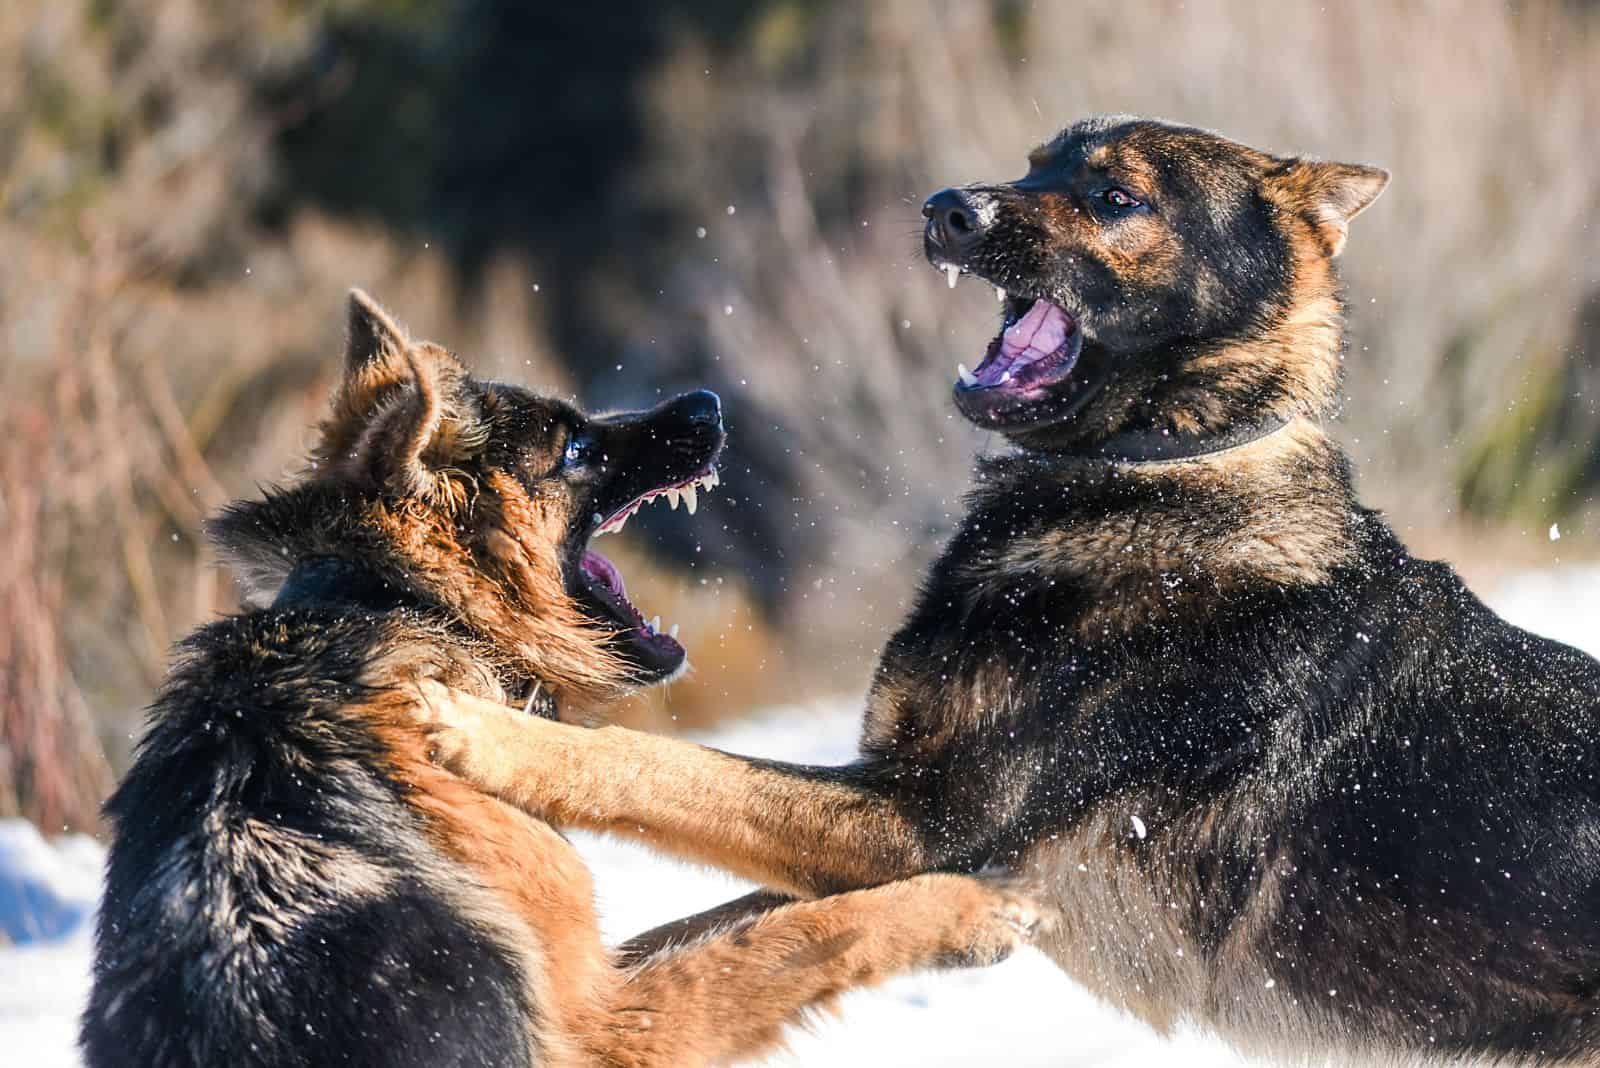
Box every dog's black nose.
[672,389,722,429]
[923,188,985,253]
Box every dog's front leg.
[414,682,935,897]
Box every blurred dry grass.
[641,0,1600,548]
[2,0,1597,828]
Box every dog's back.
[82,608,534,1068]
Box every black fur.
[535,118,1600,1063]
[82,610,534,1068]
[881,458,1600,1057]
[899,119,1600,1058]
[81,294,729,1067]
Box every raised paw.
[409,680,515,782]
[910,871,1050,969]
[404,680,583,819]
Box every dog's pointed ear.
[320,293,475,503]
[339,340,475,502]
[345,288,407,370]
[350,341,452,500]
[1269,160,1390,257]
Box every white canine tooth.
[709,470,719,488]
[946,264,960,289]
[999,370,1012,384]
[996,286,1006,303]
[682,485,698,514]
[649,615,661,633]
[669,623,680,639]
[957,362,978,387]
[612,512,628,533]
[666,488,680,510]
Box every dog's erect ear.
[321,291,477,503]
[345,288,408,374]
[350,341,451,500]
[340,288,414,405]
[1269,160,1390,257]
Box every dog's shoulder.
[87,605,535,1068]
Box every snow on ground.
[0,822,102,1067]
[2,567,1596,1065]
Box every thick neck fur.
[208,480,631,715]
[867,411,1362,762]
[1130,210,1346,438]
[963,419,1359,629]
[864,419,1365,760]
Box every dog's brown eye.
[1102,188,1141,209]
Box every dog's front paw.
[913,871,1050,969]
[410,680,513,782]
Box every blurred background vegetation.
[2,0,1597,831]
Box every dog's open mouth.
[574,467,719,681]
[934,265,1107,431]
[960,296,1083,395]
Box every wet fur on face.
[211,292,728,711]
[924,116,1385,445]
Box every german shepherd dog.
[415,118,1600,1065]
[79,291,1041,1068]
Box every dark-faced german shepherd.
[79,291,1040,1068]
[417,119,1600,1065]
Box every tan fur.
[370,684,1040,1068]
[577,873,1037,1068]
[1267,159,1390,257]
[408,119,1600,1064]
[225,303,638,711]
[416,681,1600,1067]
[414,682,930,898]
[977,420,1356,634]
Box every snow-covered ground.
[3,566,1595,1066]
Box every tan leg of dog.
[383,695,1038,1067]
[614,891,792,968]
[580,873,1038,1068]
[417,682,926,896]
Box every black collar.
[271,556,418,613]
[1083,412,1293,464]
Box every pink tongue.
[975,299,1071,387]
[580,551,627,599]
[1002,299,1069,362]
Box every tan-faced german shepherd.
[418,119,1600,1065]
[79,291,1039,1068]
